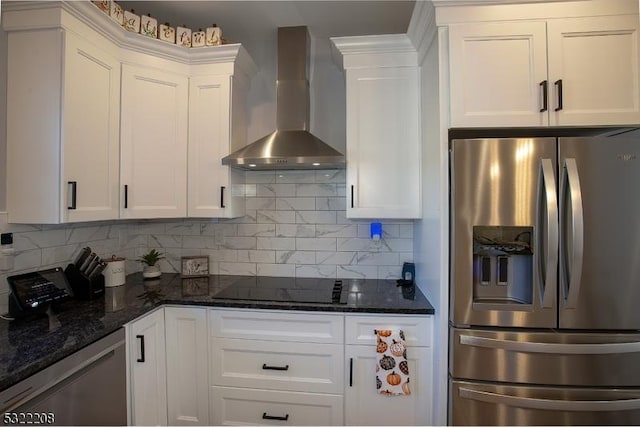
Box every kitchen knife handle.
[262,363,289,371]
[68,181,77,210]
[136,335,145,363]
[350,185,354,209]
[124,185,128,209]
[349,357,353,387]
[220,186,226,208]
[554,79,563,111]
[262,413,289,421]
[539,80,548,112]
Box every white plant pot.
[142,264,161,279]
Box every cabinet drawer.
[211,386,343,426]
[211,338,343,394]
[345,315,432,347]
[210,309,343,343]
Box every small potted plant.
[138,249,164,279]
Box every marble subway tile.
[41,244,79,266]
[276,197,316,211]
[149,234,183,248]
[219,210,257,224]
[257,237,295,251]
[295,264,336,278]
[314,169,345,183]
[13,249,43,272]
[213,249,239,262]
[257,263,295,277]
[337,238,390,252]
[355,252,400,265]
[337,265,378,279]
[236,224,276,237]
[220,237,257,250]
[275,250,316,264]
[257,211,296,224]
[296,238,336,251]
[315,197,346,211]
[400,224,414,238]
[219,262,256,276]
[14,229,66,250]
[316,224,357,238]
[336,184,347,197]
[296,211,336,225]
[316,251,357,265]
[183,235,216,249]
[165,222,202,236]
[244,184,257,197]
[237,250,275,263]
[128,222,166,235]
[296,183,336,197]
[66,226,110,243]
[378,265,402,280]
[246,197,276,211]
[275,170,316,183]
[276,224,316,238]
[257,184,296,197]
[245,170,276,184]
[201,223,237,237]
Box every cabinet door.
[165,307,209,426]
[63,32,120,222]
[449,21,549,127]
[345,67,421,219]
[344,345,432,426]
[120,64,188,218]
[547,15,640,126]
[188,75,238,218]
[127,308,167,426]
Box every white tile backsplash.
[0,169,414,303]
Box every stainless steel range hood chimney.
[222,26,345,170]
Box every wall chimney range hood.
[222,26,345,170]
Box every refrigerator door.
[450,138,557,328]
[450,327,640,386]
[558,137,640,330]
[450,380,640,426]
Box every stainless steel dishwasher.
[1,328,126,426]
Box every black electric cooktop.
[212,276,347,304]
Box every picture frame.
[181,255,209,277]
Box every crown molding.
[407,1,437,65]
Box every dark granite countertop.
[0,273,434,391]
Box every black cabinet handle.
[220,186,226,208]
[68,181,77,210]
[136,335,145,363]
[350,185,354,208]
[539,80,548,112]
[349,357,353,387]
[554,79,563,111]
[262,413,289,421]
[262,363,289,371]
[124,185,129,209]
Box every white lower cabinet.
[344,315,433,426]
[126,308,167,426]
[165,307,209,426]
[211,386,343,425]
[210,309,345,425]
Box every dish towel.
[375,329,411,396]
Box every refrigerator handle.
[459,334,640,354]
[536,159,558,308]
[459,387,640,412]
[559,159,584,309]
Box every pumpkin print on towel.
[375,329,411,396]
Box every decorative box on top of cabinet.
[447,0,640,127]
[330,34,422,219]
[4,18,121,224]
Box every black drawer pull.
[262,413,289,421]
[554,79,563,111]
[539,80,548,112]
[262,363,289,371]
[68,181,77,210]
[220,186,226,208]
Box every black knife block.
[64,263,105,300]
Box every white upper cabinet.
[188,63,253,218]
[120,64,189,219]
[331,35,422,219]
[5,25,120,224]
[449,12,640,127]
[547,15,640,126]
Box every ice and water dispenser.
[472,226,533,305]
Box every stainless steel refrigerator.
[449,135,640,425]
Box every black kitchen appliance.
[7,267,74,318]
